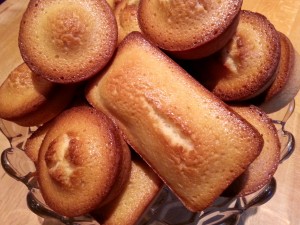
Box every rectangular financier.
[85,32,263,212]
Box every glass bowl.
[0,100,296,225]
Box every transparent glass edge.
[0,100,296,225]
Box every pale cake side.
[257,32,300,113]
[93,154,163,225]
[115,0,141,44]
[25,122,52,164]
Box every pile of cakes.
[0,0,299,224]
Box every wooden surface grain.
[0,0,300,224]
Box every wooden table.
[0,0,299,224]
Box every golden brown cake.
[254,32,300,113]
[85,32,263,212]
[0,63,76,127]
[37,106,131,217]
[25,110,131,208]
[138,0,242,59]
[186,10,281,102]
[0,63,54,119]
[19,0,117,83]
[25,122,51,164]
[93,154,163,225]
[224,105,281,196]
[14,85,77,127]
[115,0,141,44]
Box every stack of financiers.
[0,0,299,224]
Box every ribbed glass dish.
[0,100,295,225]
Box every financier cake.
[186,10,281,102]
[37,106,131,217]
[254,32,300,113]
[138,0,243,59]
[19,0,117,83]
[85,32,263,212]
[92,154,163,225]
[224,105,281,196]
[0,63,76,126]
